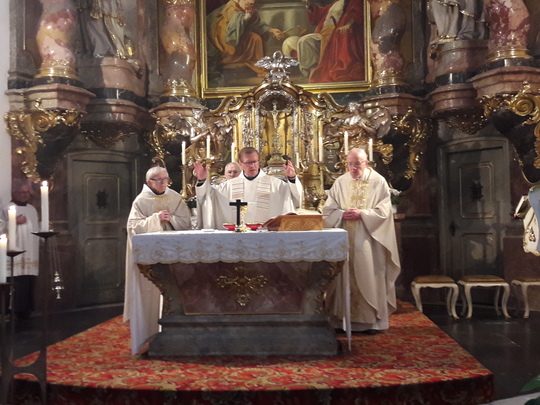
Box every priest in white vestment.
[123,167,191,355]
[0,180,40,319]
[224,162,241,180]
[323,148,401,334]
[194,147,303,229]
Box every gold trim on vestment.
[348,180,370,210]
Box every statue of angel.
[344,102,391,138]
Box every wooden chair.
[411,275,459,319]
[457,275,510,319]
[511,277,540,318]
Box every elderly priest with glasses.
[123,166,191,355]
[194,147,303,229]
[323,148,401,335]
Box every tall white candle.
[319,136,324,162]
[8,205,16,251]
[0,234,6,283]
[41,181,49,232]
[182,141,186,165]
[344,131,349,153]
[206,135,211,159]
[231,141,236,162]
[368,138,373,161]
[296,152,300,166]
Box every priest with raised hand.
[194,147,302,229]
[123,166,191,355]
[323,148,401,335]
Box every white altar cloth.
[132,229,349,264]
[130,229,351,352]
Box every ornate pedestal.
[132,229,349,357]
[142,261,341,356]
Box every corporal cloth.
[123,185,191,355]
[323,169,401,332]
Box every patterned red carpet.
[13,302,493,404]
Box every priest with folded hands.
[323,148,401,335]
[123,166,191,355]
[194,147,302,229]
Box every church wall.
[4,0,540,314]
[396,126,439,302]
[0,0,11,205]
[34,133,145,310]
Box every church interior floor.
[422,303,540,403]
[4,301,540,403]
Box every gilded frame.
[198,0,372,97]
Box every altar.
[131,229,349,357]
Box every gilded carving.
[435,109,487,135]
[215,264,268,307]
[34,59,79,81]
[483,83,540,170]
[4,99,84,182]
[139,264,175,314]
[161,0,193,5]
[314,261,344,314]
[392,108,432,180]
[149,52,423,204]
[164,79,196,98]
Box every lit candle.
[319,136,324,162]
[206,135,211,159]
[8,205,16,251]
[182,141,186,165]
[0,234,6,283]
[41,181,49,232]
[344,131,349,153]
[368,138,373,161]
[231,141,236,162]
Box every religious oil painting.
[201,0,370,96]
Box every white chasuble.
[196,170,297,229]
[0,203,40,277]
[323,169,401,331]
[123,185,191,355]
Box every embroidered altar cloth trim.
[132,229,349,264]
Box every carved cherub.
[190,108,211,142]
[343,102,391,138]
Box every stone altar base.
[150,314,338,356]
[140,260,342,357]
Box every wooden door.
[68,151,138,306]
[439,139,510,286]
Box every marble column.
[35,0,79,81]
[368,0,407,88]
[160,0,197,97]
[483,0,531,62]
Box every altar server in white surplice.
[0,180,40,319]
[323,148,401,334]
[123,166,191,355]
[194,147,303,229]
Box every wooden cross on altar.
[230,199,248,227]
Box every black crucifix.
[230,199,248,229]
